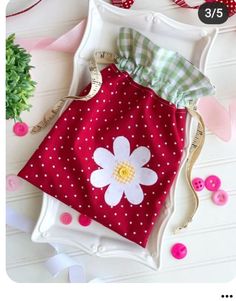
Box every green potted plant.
[6,34,37,121]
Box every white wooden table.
[6,0,236,282]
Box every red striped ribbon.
[111,0,134,9]
[6,0,43,18]
[173,0,236,16]
[173,0,202,8]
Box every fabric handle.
[31,51,116,134]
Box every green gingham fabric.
[116,27,215,108]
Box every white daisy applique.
[90,136,158,207]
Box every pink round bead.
[13,122,29,137]
[60,212,72,225]
[6,174,23,192]
[171,243,187,260]
[78,214,92,227]
[212,189,228,206]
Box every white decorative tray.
[31,0,218,269]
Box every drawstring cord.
[31,51,116,134]
[174,107,205,233]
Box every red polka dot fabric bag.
[18,28,215,247]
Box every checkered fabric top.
[116,27,215,108]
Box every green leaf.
[6,34,37,120]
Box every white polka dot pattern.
[18,64,186,247]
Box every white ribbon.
[6,206,35,233]
[6,205,96,283]
[44,253,86,283]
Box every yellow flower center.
[113,162,135,184]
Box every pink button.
[13,122,29,137]
[212,190,228,206]
[60,212,72,225]
[171,243,187,260]
[205,175,221,191]
[192,177,205,191]
[78,214,92,227]
[6,174,23,192]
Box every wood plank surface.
[6,0,236,282]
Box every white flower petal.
[93,147,115,169]
[104,182,123,207]
[90,169,112,188]
[139,167,158,186]
[129,146,151,167]
[113,136,130,161]
[124,183,144,205]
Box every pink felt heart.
[229,100,236,138]
[198,96,232,142]
[15,19,87,54]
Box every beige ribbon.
[31,51,116,134]
[174,107,205,233]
